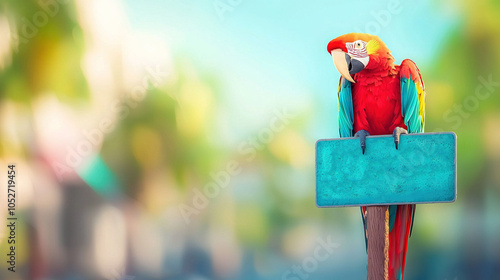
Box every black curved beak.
[345,53,366,75]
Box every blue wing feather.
[338,77,354,138]
[400,67,425,133]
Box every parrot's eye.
[355,42,363,49]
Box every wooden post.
[316,133,457,279]
[366,206,389,280]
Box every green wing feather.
[338,77,354,138]
[400,59,426,133]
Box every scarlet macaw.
[327,33,426,280]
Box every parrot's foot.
[354,129,370,155]
[392,127,408,150]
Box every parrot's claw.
[354,130,370,155]
[393,127,408,150]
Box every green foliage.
[0,0,89,103]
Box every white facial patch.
[346,40,370,66]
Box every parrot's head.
[327,33,394,83]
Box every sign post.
[316,132,457,279]
[366,206,389,279]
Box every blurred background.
[0,0,499,279]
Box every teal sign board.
[316,132,457,207]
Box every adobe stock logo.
[16,0,70,45]
[438,75,500,131]
[282,235,340,280]
[51,64,169,181]
[353,0,402,35]
[213,0,244,21]
[178,108,295,224]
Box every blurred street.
[0,0,499,279]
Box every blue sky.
[124,0,459,142]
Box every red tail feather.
[388,205,414,280]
